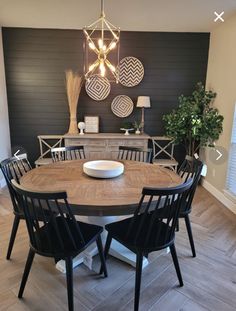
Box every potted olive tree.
[163,82,224,159]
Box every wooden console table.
[63,133,150,160]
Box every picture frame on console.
[84,116,99,133]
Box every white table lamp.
[136,96,151,133]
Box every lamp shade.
[136,96,151,108]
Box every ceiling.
[0,0,236,32]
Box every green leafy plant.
[122,121,133,129]
[163,82,224,157]
[133,120,142,130]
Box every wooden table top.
[20,160,182,216]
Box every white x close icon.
[214,11,224,22]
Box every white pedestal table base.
[56,215,151,273]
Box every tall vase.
[68,107,78,134]
[65,70,83,135]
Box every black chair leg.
[176,218,179,232]
[65,257,74,311]
[134,252,143,311]
[96,235,108,277]
[99,233,112,275]
[184,215,196,257]
[18,248,35,298]
[170,244,183,287]
[7,215,20,260]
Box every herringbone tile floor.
[0,186,236,311]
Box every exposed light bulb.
[99,61,106,77]
[110,42,116,50]
[101,68,106,77]
[102,45,107,51]
[89,42,96,50]
[89,63,96,71]
[98,39,103,49]
[106,60,116,73]
[108,63,116,72]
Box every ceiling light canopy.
[83,0,120,82]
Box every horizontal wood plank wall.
[2,28,210,163]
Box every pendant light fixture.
[83,0,120,82]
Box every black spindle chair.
[0,156,32,259]
[101,179,193,311]
[51,146,86,162]
[118,146,152,163]
[175,156,203,257]
[11,180,107,311]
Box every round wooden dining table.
[20,159,182,272]
[20,159,182,216]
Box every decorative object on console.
[120,121,134,135]
[136,96,151,134]
[120,128,134,136]
[65,70,83,134]
[84,116,99,133]
[111,95,134,118]
[83,160,124,179]
[133,121,142,135]
[117,56,144,87]
[83,0,120,82]
[85,74,111,101]
[78,122,86,135]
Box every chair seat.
[32,218,103,257]
[35,158,53,166]
[105,214,174,252]
[153,159,178,166]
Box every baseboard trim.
[202,179,236,214]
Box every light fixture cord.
[101,0,105,17]
[101,0,105,43]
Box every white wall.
[0,0,235,32]
[0,27,11,187]
[203,14,236,213]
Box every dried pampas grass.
[66,70,83,134]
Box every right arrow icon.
[209,146,227,165]
[216,149,222,161]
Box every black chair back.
[51,146,85,162]
[126,179,193,249]
[178,156,203,214]
[0,156,32,215]
[118,146,152,163]
[11,180,86,257]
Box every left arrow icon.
[14,150,20,160]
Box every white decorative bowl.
[83,160,124,179]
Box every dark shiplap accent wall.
[2,28,210,163]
